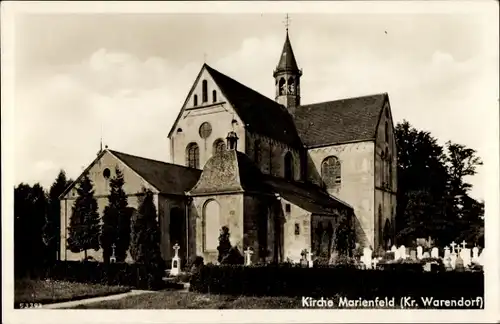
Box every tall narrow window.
[385,121,389,142]
[213,139,226,155]
[193,95,198,106]
[186,142,199,169]
[202,80,208,103]
[254,140,262,165]
[321,156,341,188]
[388,155,392,189]
[284,152,294,181]
[212,90,217,103]
[385,148,389,187]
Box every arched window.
[213,139,225,155]
[278,78,286,95]
[321,156,341,188]
[385,148,389,186]
[287,77,295,94]
[254,140,262,164]
[284,152,294,181]
[212,90,217,103]
[385,121,389,142]
[203,199,220,251]
[186,143,199,169]
[193,94,198,106]
[202,80,208,103]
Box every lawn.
[70,290,304,309]
[15,279,131,307]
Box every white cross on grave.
[170,243,181,276]
[110,243,116,263]
[461,240,467,250]
[244,247,254,266]
[450,241,457,253]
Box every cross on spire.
[283,13,291,31]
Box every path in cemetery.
[41,289,156,309]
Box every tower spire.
[283,13,291,32]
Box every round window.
[103,168,111,179]
[199,122,212,139]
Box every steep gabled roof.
[205,64,303,148]
[60,149,202,199]
[294,93,388,148]
[108,150,201,195]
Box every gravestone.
[307,250,314,268]
[444,246,451,259]
[410,250,417,261]
[450,253,457,270]
[422,252,430,259]
[244,247,254,266]
[472,246,480,264]
[417,246,423,260]
[362,247,373,269]
[391,245,399,260]
[170,243,181,276]
[455,254,465,272]
[431,247,439,259]
[398,245,406,259]
[461,248,471,267]
[478,249,484,266]
[372,257,379,270]
[443,256,452,271]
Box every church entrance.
[169,207,186,259]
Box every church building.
[59,28,397,264]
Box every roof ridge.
[107,149,199,171]
[299,92,387,108]
[205,64,284,108]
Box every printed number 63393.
[19,303,43,309]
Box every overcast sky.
[9,2,499,200]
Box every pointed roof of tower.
[275,31,300,72]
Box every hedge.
[190,264,484,304]
[42,260,167,290]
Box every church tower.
[273,24,302,115]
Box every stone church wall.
[307,141,375,248]
[245,131,302,180]
[191,194,244,264]
[281,199,311,262]
[169,68,245,169]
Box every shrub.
[189,263,484,304]
[43,260,166,290]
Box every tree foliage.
[67,175,101,258]
[14,183,48,276]
[130,188,162,264]
[43,170,71,263]
[100,167,131,263]
[395,120,484,247]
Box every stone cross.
[461,240,467,250]
[450,241,457,253]
[416,246,423,260]
[450,252,457,270]
[173,243,180,258]
[461,248,472,267]
[170,243,181,276]
[431,247,439,259]
[244,247,254,266]
[110,243,116,263]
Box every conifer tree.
[43,170,71,263]
[67,174,101,259]
[100,167,130,262]
[130,188,162,264]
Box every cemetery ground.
[14,278,130,307]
